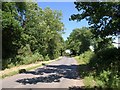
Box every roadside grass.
[75,49,120,89]
[74,53,96,88]
[74,56,86,64]
[1,70,18,79]
[0,57,62,79]
[83,76,96,87]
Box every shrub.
[17,52,44,65]
[44,54,50,61]
[95,69,120,88]
[39,54,44,61]
[89,47,120,71]
[78,47,120,89]
[3,44,46,69]
[18,44,32,56]
[32,52,42,62]
[95,78,105,88]
[84,76,95,87]
[79,50,94,64]
[88,47,120,88]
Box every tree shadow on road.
[16,64,80,85]
[77,64,94,79]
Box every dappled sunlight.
[16,64,80,85]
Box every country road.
[2,57,84,89]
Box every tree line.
[2,2,65,69]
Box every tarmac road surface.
[2,56,84,89]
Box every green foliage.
[70,2,120,89]
[17,53,42,65]
[70,2,119,52]
[31,52,43,62]
[66,27,92,55]
[76,48,120,88]
[95,78,105,88]
[89,48,120,71]
[44,54,50,61]
[99,70,111,84]
[95,69,120,88]
[38,54,44,61]
[79,50,94,64]
[75,56,85,64]
[2,2,64,69]
[84,76,95,87]
[70,2,120,38]
[91,48,120,88]
[93,37,114,52]
[2,2,22,59]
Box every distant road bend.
[2,57,84,89]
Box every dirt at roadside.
[0,57,62,78]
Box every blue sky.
[37,2,89,40]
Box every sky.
[37,2,89,40]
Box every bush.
[88,47,120,88]
[77,47,120,89]
[32,52,43,62]
[17,52,44,65]
[84,76,95,87]
[18,44,32,56]
[16,45,44,65]
[95,69,120,88]
[79,50,94,64]
[2,43,47,69]
[44,54,50,61]
[39,54,44,61]
[98,70,111,86]
[95,78,105,88]
[89,47,120,70]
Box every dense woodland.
[2,2,120,89]
[2,2,65,69]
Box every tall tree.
[2,2,25,58]
[2,2,64,69]
[41,7,64,58]
[70,2,119,51]
[66,27,92,55]
[70,2,120,37]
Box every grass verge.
[74,56,86,64]
[1,57,62,79]
[74,55,96,88]
[74,49,120,89]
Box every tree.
[66,27,92,55]
[70,2,120,88]
[40,7,64,59]
[70,2,120,37]
[2,2,27,69]
[70,2,119,51]
[2,2,64,69]
[2,2,25,58]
